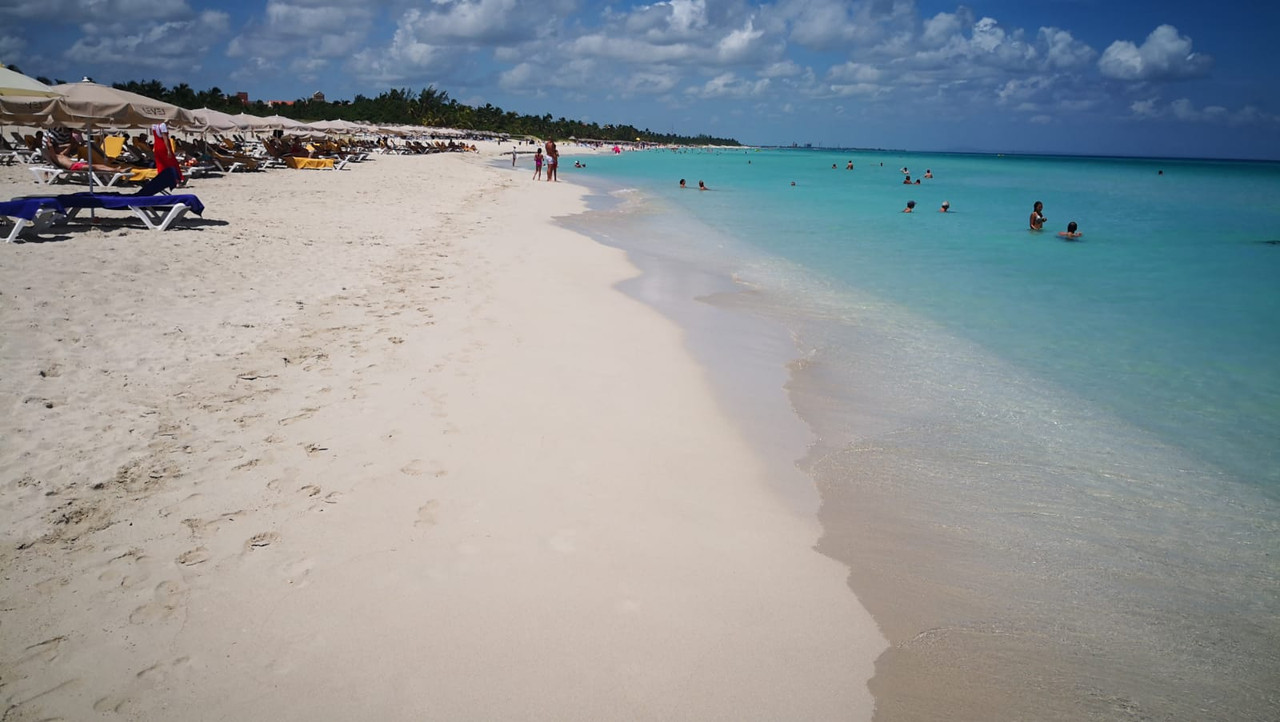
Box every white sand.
[0,146,884,720]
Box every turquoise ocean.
[554,148,1280,720]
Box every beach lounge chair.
[57,192,204,231]
[1,197,65,243]
[34,170,206,232]
[27,165,135,187]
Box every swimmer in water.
[698,180,708,190]
[1058,221,1082,239]
[1030,201,1046,231]
[679,178,687,189]
[939,201,950,213]
[903,200,916,213]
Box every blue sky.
[3,0,1277,158]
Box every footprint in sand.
[176,547,210,566]
[128,580,188,625]
[244,532,281,551]
[278,408,318,426]
[135,656,192,684]
[159,493,203,519]
[415,500,440,527]
[97,548,151,588]
[402,459,448,478]
[299,484,321,497]
[279,558,315,587]
[17,635,66,666]
[94,695,137,714]
[183,510,245,538]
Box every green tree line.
[16,68,739,146]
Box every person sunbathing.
[41,126,129,174]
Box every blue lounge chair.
[30,170,206,232]
[2,197,66,243]
[56,192,205,231]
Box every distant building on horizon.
[234,91,249,105]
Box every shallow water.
[559,147,1280,720]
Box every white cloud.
[497,62,535,90]
[759,60,803,79]
[1130,97,1159,117]
[777,0,860,50]
[411,0,525,44]
[1126,97,1275,126]
[228,1,373,61]
[625,0,709,42]
[827,62,882,84]
[715,17,766,63]
[0,0,192,23]
[65,11,230,70]
[624,69,680,95]
[996,75,1052,106]
[569,33,700,64]
[921,9,970,49]
[1098,25,1212,81]
[687,72,769,99]
[0,34,26,62]
[1039,27,1095,69]
[348,9,444,84]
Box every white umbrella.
[232,113,275,132]
[43,80,201,197]
[262,114,309,131]
[0,65,61,98]
[48,80,199,130]
[0,66,63,143]
[191,107,244,134]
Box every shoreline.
[1,149,883,719]
[560,147,1280,721]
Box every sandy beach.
[0,147,884,719]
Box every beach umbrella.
[0,66,64,136]
[44,80,201,198]
[231,113,275,132]
[0,65,61,98]
[190,107,244,134]
[48,80,199,130]
[0,94,64,126]
[262,114,309,131]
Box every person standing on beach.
[1030,201,1047,230]
[533,148,543,180]
[545,138,559,182]
[511,146,517,167]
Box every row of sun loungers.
[5,128,475,243]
